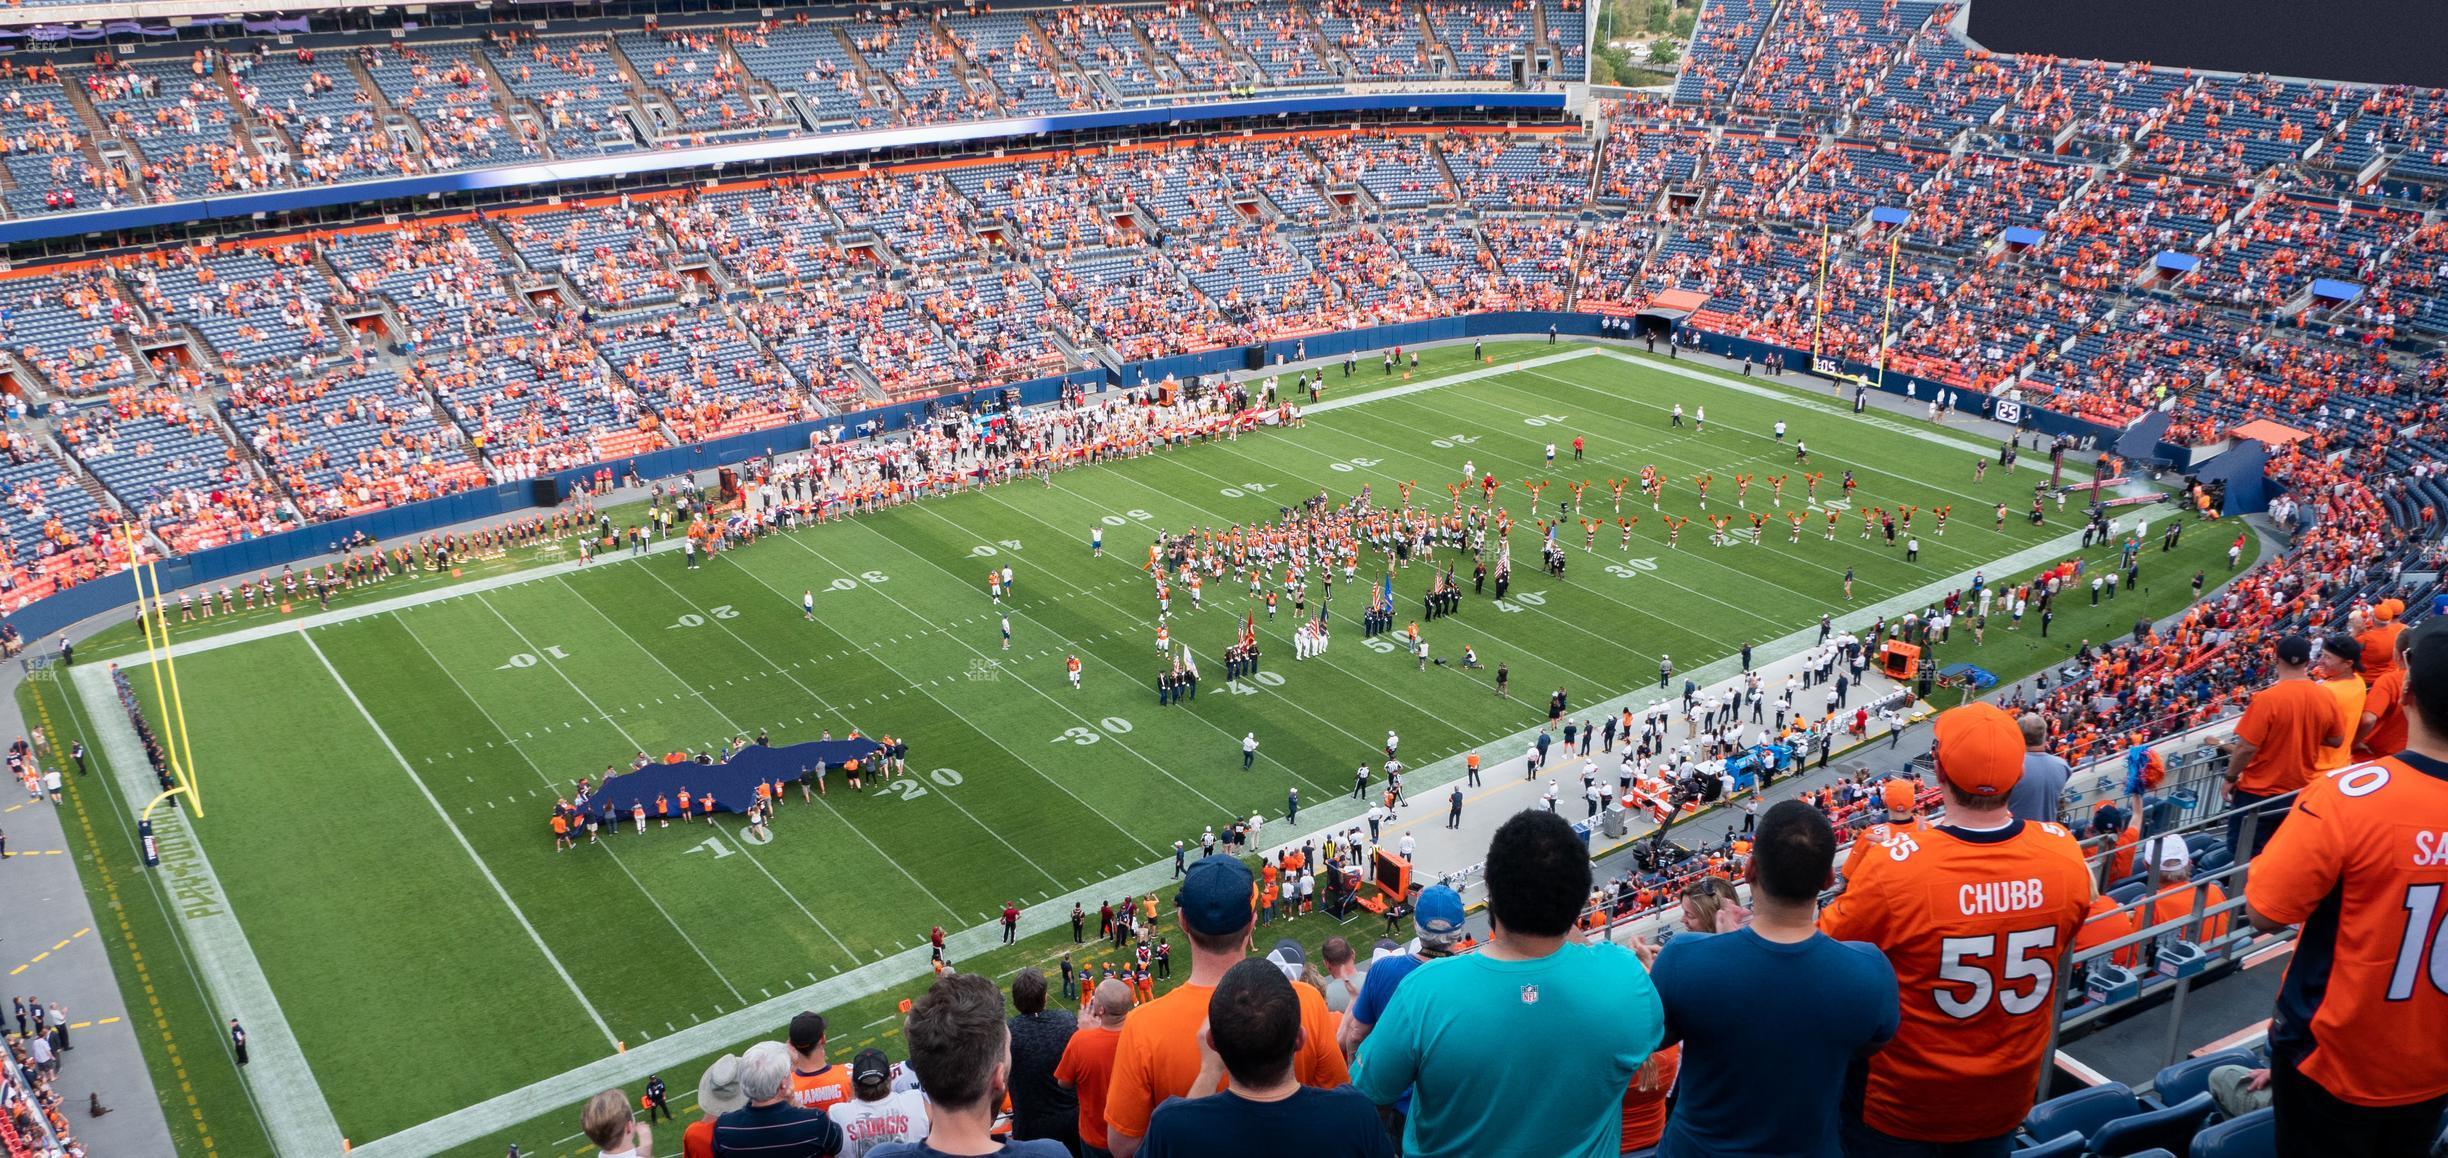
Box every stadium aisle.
[0,690,176,1154]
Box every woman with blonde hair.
[1679,876,1746,937]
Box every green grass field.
[46,343,2243,1155]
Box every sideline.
[68,662,349,1157]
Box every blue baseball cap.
[1415,884,1466,941]
[1177,855,1255,936]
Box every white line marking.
[389,611,751,1005]
[297,629,618,1048]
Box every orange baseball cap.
[1931,703,2025,798]
[1881,779,1916,813]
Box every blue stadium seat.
[2109,881,2150,906]
[2089,1092,2216,1156]
[2011,1133,2086,1156]
[2151,1049,2260,1109]
[2022,1082,2142,1148]
[2190,1107,2274,1158]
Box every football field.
[52,343,2231,1151]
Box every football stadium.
[0,0,2442,1155]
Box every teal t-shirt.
[1349,941,1663,1158]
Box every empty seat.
[2089,1092,2216,1157]
[2011,1133,2085,1156]
[2190,1107,2273,1158]
[2153,1049,2260,1109]
[2022,1082,2142,1148]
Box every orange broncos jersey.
[1820,819,2093,1142]
[1841,815,1932,885]
[2247,753,2448,1107]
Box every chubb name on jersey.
[1959,877,2052,917]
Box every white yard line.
[347,516,2114,1158]
[386,611,753,1006]
[67,662,349,1158]
[496,582,878,952]
[83,345,2121,1156]
[622,558,1073,894]
[1302,346,1605,416]
[774,520,1241,829]
[298,629,622,1051]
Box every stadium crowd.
[577,605,2448,1158]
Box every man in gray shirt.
[2008,713,2071,824]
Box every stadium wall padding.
[1673,330,2125,448]
[9,314,2120,644]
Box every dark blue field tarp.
[2197,439,2270,516]
[592,738,881,816]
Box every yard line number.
[882,767,970,802]
[499,645,572,669]
[1225,671,1287,695]
[1052,717,1136,745]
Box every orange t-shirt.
[1054,1024,1124,1149]
[2248,755,2448,1107]
[2233,679,2343,795]
[1618,1042,1680,1152]
[2315,674,2367,773]
[2143,882,2231,944]
[683,1117,715,1158]
[2354,621,2403,680]
[788,1063,852,1115]
[2073,895,2139,968]
[1820,819,2094,1143]
[1103,979,1351,1142]
[2356,667,2409,760]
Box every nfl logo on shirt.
[1520,985,1539,1005]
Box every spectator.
[1004,968,1078,1152]
[1056,978,1135,1158]
[2139,838,2229,948]
[714,1041,847,1158]
[1315,937,1363,1013]
[686,1054,748,1158]
[1819,703,2093,1156]
[828,1048,930,1157]
[1351,812,1663,1157]
[2247,616,2448,1158]
[2353,626,2413,760]
[872,973,1068,1158]
[2311,636,2367,774]
[2219,636,2346,857]
[790,1011,854,1115]
[2008,713,2070,825]
[1136,958,1393,1158]
[1647,801,1898,1157]
[1676,876,1745,937]
[1105,855,1350,1158]
[1334,882,1465,1138]
[584,1088,652,1158]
